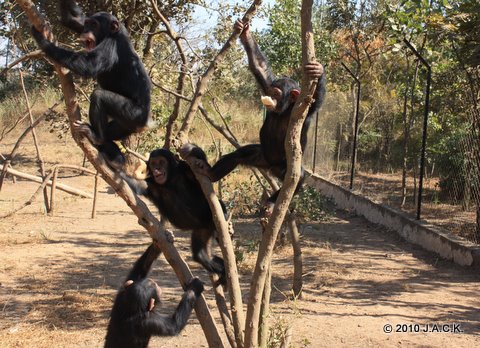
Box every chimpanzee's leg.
[191,229,226,284]
[208,144,269,181]
[88,89,148,165]
[89,88,148,142]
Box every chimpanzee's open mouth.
[80,34,96,51]
[84,38,96,51]
[154,171,166,183]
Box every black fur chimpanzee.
[192,20,326,215]
[121,145,227,285]
[105,243,204,348]
[31,0,152,166]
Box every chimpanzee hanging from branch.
[190,20,326,216]
[31,0,152,167]
[105,243,205,348]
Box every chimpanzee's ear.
[110,20,119,33]
[290,89,300,100]
[148,298,155,311]
[124,280,134,288]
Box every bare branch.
[0,49,43,76]
[0,164,93,199]
[175,0,264,145]
[150,0,190,149]
[180,151,245,347]
[19,69,50,211]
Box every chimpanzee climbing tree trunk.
[243,1,318,346]
[14,1,225,347]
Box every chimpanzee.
[31,0,152,166]
[105,243,204,348]
[191,20,326,215]
[120,144,227,285]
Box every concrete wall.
[305,173,480,269]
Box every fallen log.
[0,164,93,198]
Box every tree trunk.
[243,1,318,346]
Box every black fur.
[105,244,204,348]
[32,0,151,165]
[204,22,326,205]
[122,146,227,285]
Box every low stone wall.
[305,172,480,269]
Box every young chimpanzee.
[105,243,204,348]
[191,20,326,215]
[31,0,152,166]
[120,144,228,285]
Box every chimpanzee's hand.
[234,19,250,41]
[304,62,324,79]
[186,277,204,296]
[31,25,51,50]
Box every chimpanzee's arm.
[308,69,327,116]
[236,21,274,94]
[144,278,204,336]
[59,0,85,34]
[126,243,161,282]
[31,27,117,78]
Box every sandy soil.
[1,133,479,347]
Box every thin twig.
[0,49,43,76]
[19,69,49,212]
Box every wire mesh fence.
[304,78,480,245]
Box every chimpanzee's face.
[261,78,300,113]
[149,155,169,185]
[80,12,119,51]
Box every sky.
[190,0,275,33]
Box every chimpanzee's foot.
[73,120,102,145]
[165,229,175,243]
[99,141,125,170]
[227,220,234,236]
[178,143,196,159]
[260,201,275,230]
[179,143,212,178]
[261,201,275,218]
[211,256,227,288]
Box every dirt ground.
[1,134,479,348]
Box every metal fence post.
[403,38,431,220]
[341,62,361,190]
